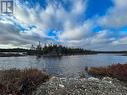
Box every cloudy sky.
[0,0,127,50]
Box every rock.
[33,77,127,95]
[102,77,113,82]
[59,84,65,88]
[88,77,99,81]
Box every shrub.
[0,68,50,95]
[88,63,127,81]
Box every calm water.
[0,54,127,77]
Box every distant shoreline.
[0,45,127,57]
[0,49,126,57]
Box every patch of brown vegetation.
[88,64,127,81]
[0,68,50,95]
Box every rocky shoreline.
[33,77,127,95]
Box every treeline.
[0,45,97,56]
[0,48,29,52]
[96,51,127,54]
[27,44,96,55]
[43,45,94,55]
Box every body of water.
[0,54,127,77]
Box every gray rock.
[33,77,127,95]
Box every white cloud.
[113,0,127,8]
[98,0,127,28]
[0,0,88,48]
[71,0,86,15]
[0,0,127,50]
[112,36,127,45]
[60,20,92,41]
[14,0,88,43]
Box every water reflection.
[0,54,127,77]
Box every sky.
[0,0,127,50]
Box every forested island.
[0,42,127,57]
[0,43,97,57]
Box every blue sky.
[86,0,113,19]
[0,0,127,50]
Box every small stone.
[88,77,99,81]
[59,84,65,88]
